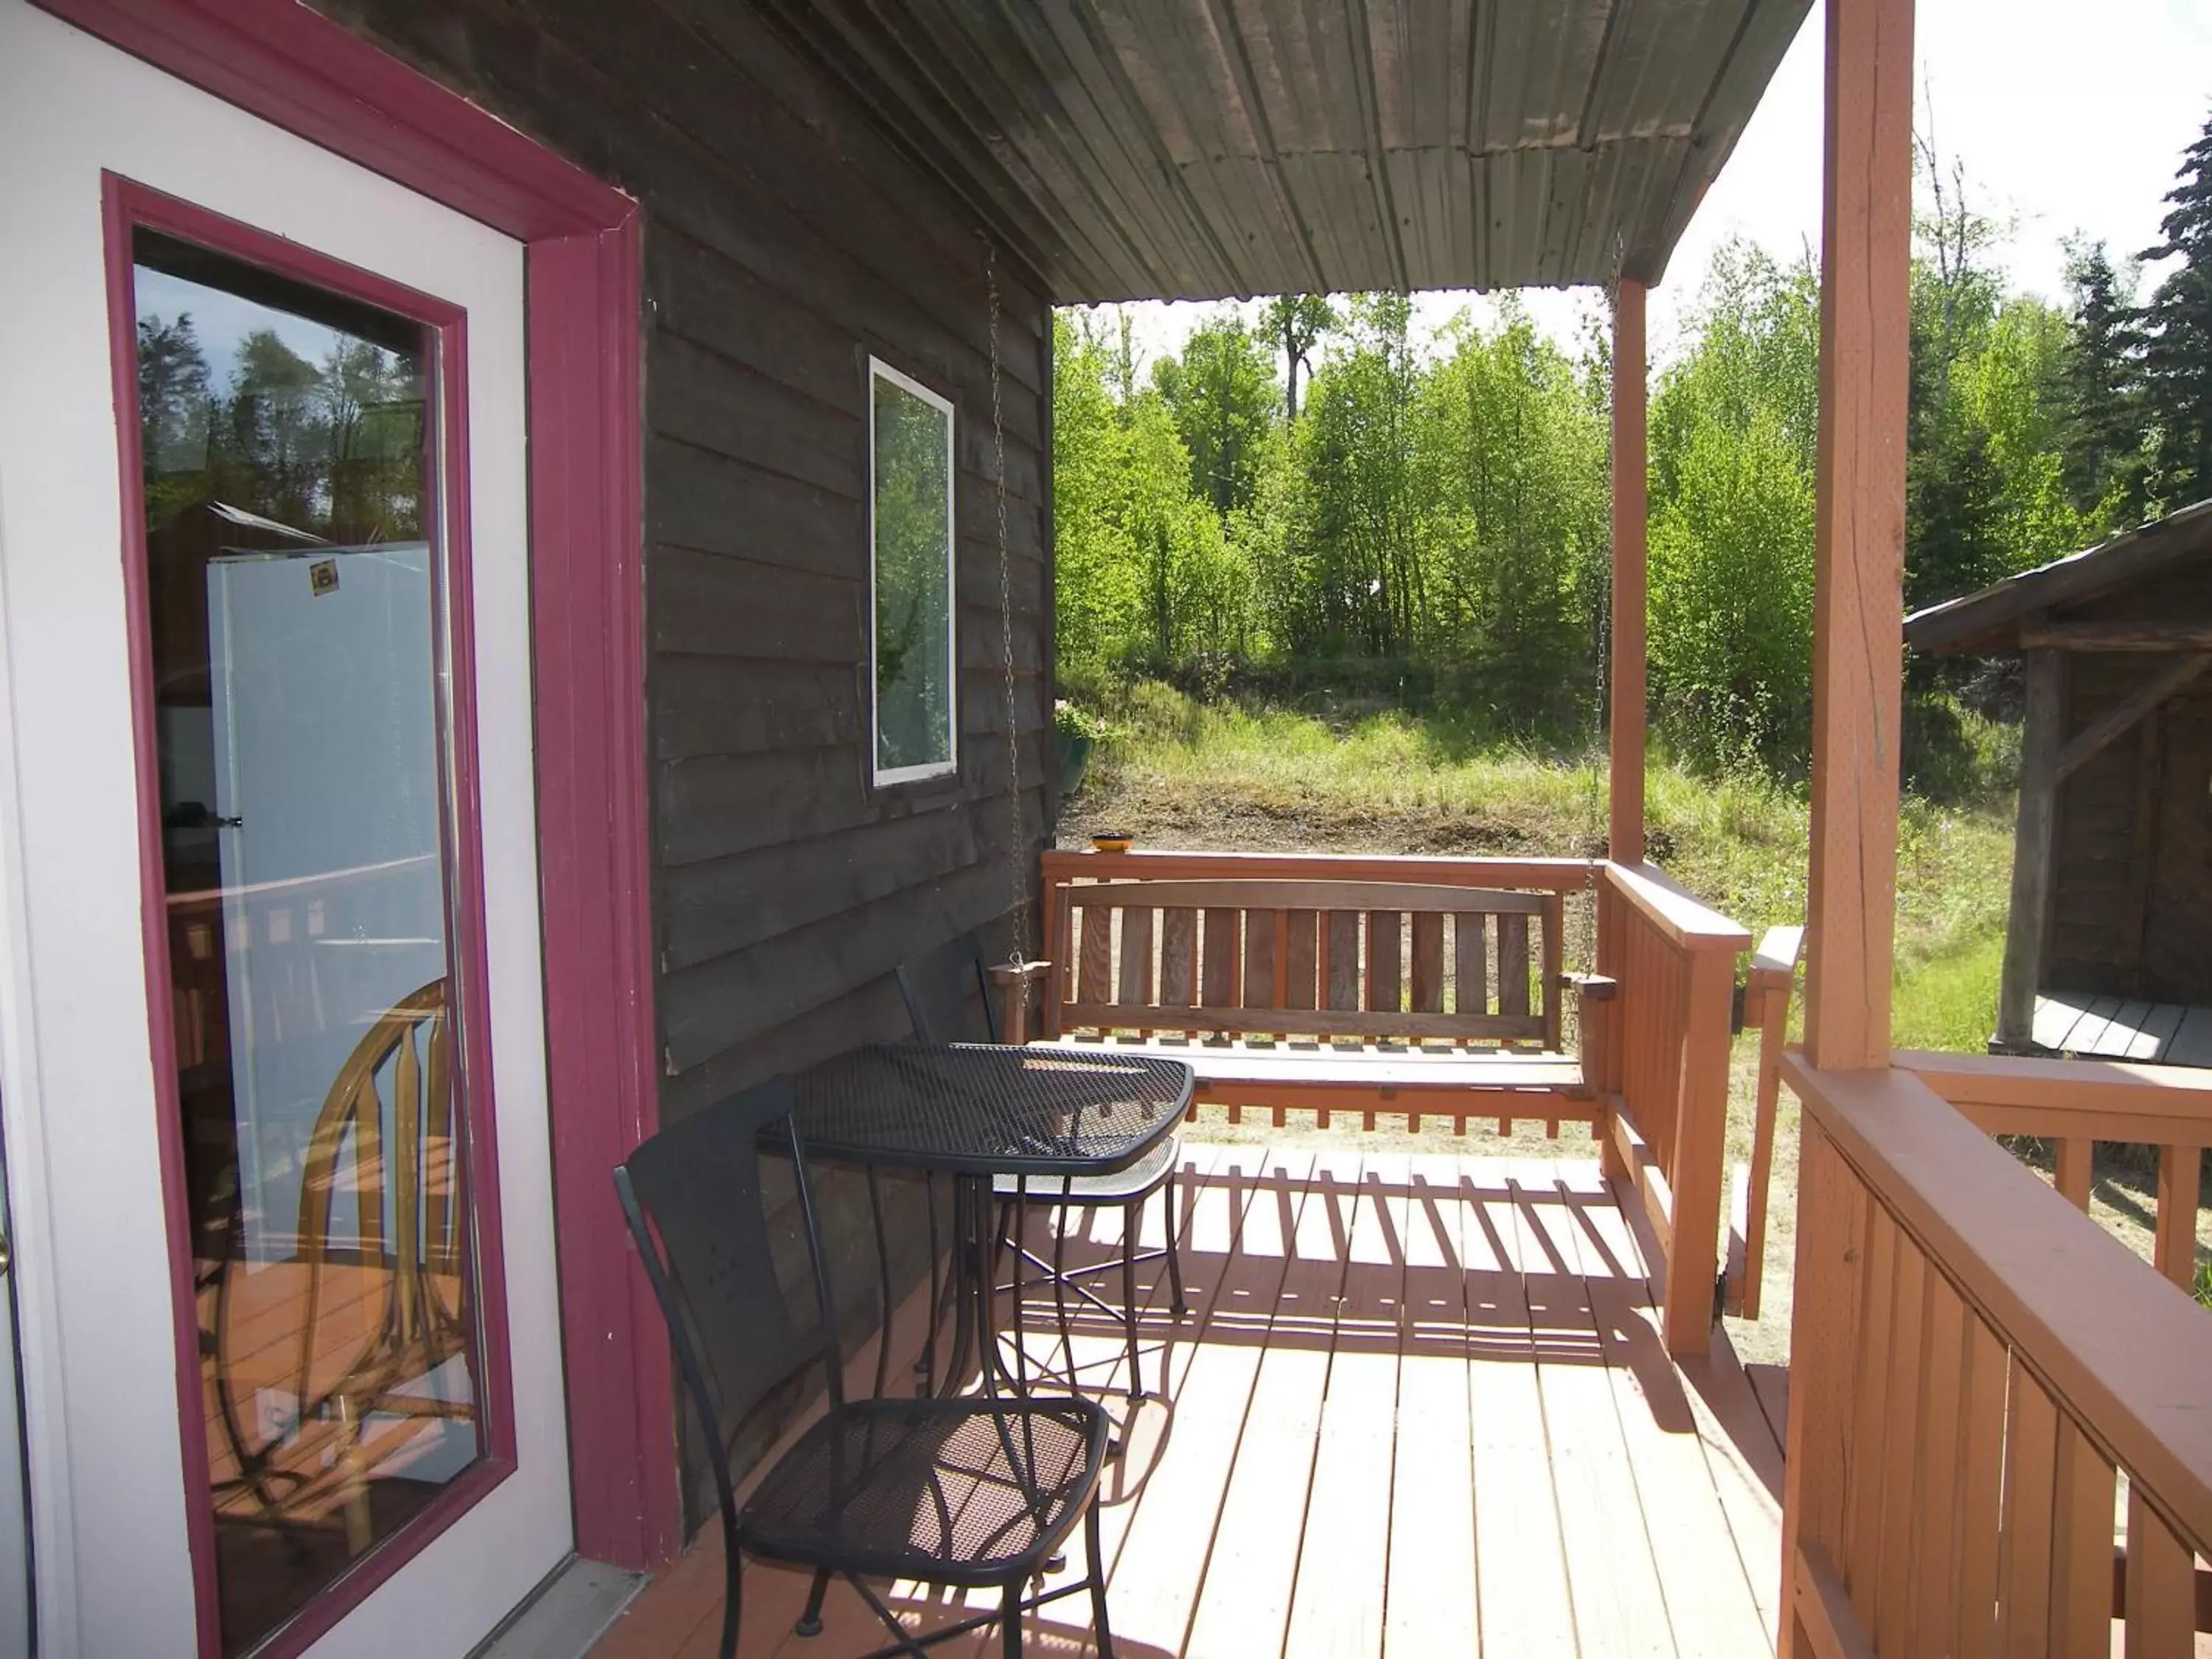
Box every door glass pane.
[133,229,484,1656]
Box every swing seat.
[1032,873,1605,1133]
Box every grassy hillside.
[1056,681,2015,1053]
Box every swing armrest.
[1565,973,1617,1096]
[986,959,1053,1044]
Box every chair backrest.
[613,1078,839,1518]
[894,930,999,1044]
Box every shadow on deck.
[589,1145,1787,1658]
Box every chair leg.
[1001,1582,1023,1658]
[1051,1201,1074,1381]
[1121,1203,1143,1401]
[1164,1171,1189,1318]
[795,1567,829,1638]
[1086,1497,1116,1659]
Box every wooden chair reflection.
[206,978,473,1547]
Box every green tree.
[1293,295,1423,658]
[2140,111,2212,507]
[1152,310,1279,516]
[1416,299,1607,731]
[1260,294,1334,422]
[2059,238,2149,524]
[1648,242,1820,766]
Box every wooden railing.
[1587,861,1753,1353]
[1896,1050,2210,1293]
[1781,1057,2212,1658]
[1032,850,1753,1356]
[1728,925,1804,1321]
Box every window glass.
[134,228,486,1655]
[869,361,956,782]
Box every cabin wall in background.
[2046,563,2212,1008]
[318,0,1054,1537]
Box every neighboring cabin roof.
[757,0,1812,301]
[1903,500,2212,656]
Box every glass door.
[132,227,493,1656]
[0,6,574,1653]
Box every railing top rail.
[1786,1054,2212,1553]
[1040,847,1598,894]
[1603,860,1753,953]
[1899,1047,2212,1110]
[1056,878,1549,915]
[1750,924,1804,987]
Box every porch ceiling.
[752,0,1811,300]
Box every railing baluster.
[2122,1486,2197,1655]
[1996,1361,2059,1650]
[1874,1235,1928,1652]
[1905,1270,1967,1646]
[2054,1136,2093,1210]
[2154,1144,2201,1291]
[2049,1418,2118,1652]
[1952,1312,2006,1659]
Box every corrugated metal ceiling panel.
[748,0,1811,299]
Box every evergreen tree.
[2059,239,2147,523]
[2139,111,2212,509]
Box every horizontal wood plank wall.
[1781,1058,2212,1656]
[327,0,1049,1532]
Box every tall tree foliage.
[2059,240,2149,523]
[1647,243,1820,770]
[1152,310,1278,515]
[2140,111,2212,508]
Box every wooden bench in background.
[1026,856,1602,1135]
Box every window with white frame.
[868,358,957,785]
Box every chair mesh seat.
[737,1396,1106,1585]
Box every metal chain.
[986,244,1029,969]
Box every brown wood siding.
[321,0,1051,1531]
[2045,566,2212,1006]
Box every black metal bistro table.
[791,1042,1194,1404]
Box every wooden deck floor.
[589,1144,1787,1658]
[2032,990,2212,1064]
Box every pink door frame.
[38,0,676,1581]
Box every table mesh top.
[792,1043,1193,1176]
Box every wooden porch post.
[1610,278,1649,864]
[1800,0,1913,1072]
[1784,0,1914,1653]
[1997,646,2065,1048]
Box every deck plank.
[2132,999,2190,1060]
[2168,1004,2212,1067]
[1498,1164,1675,1655]
[1181,1155,1360,1657]
[1283,1151,1406,1659]
[2058,995,2125,1055]
[1382,1156,1481,1657]
[591,1146,1809,1659]
[2031,991,2096,1051]
[1096,1149,1321,1657]
[1461,1164,1580,1657]
[1543,1164,1773,1656]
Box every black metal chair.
[896,935,1188,1401]
[614,1079,1117,1659]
